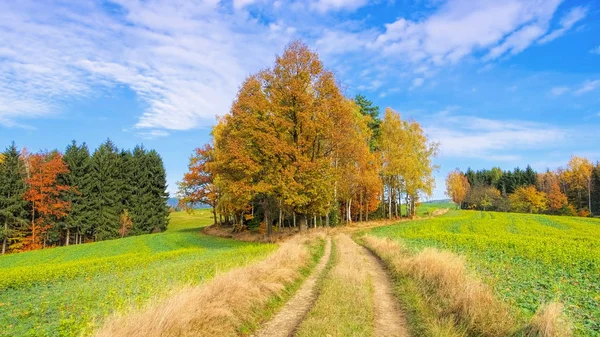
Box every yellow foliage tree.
[565,156,593,214]
[446,169,470,209]
[509,186,548,214]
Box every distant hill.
[167,198,210,209]
[422,199,452,204]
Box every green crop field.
[0,210,277,337]
[370,210,600,336]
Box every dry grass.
[362,236,574,337]
[527,302,572,337]
[202,225,298,243]
[295,234,374,337]
[94,232,326,337]
[362,236,516,337]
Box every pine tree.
[90,139,122,241]
[62,141,93,245]
[146,150,169,232]
[591,163,600,216]
[130,147,169,234]
[0,143,29,254]
[354,94,381,151]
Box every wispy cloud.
[590,45,600,55]
[538,6,587,44]
[424,111,568,160]
[574,80,600,95]
[310,0,369,13]
[550,86,569,96]
[0,0,584,132]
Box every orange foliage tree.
[177,144,219,225]
[23,152,71,250]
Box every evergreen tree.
[591,163,600,216]
[354,94,381,151]
[0,143,29,254]
[90,139,122,241]
[130,147,169,234]
[146,150,169,232]
[61,141,93,245]
[118,149,135,220]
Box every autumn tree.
[212,41,365,235]
[446,169,470,209]
[547,180,568,214]
[565,156,593,215]
[24,151,71,250]
[509,185,548,214]
[465,185,501,211]
[177,144,219,225]
[0,143,28,254]
[381,108,438,218]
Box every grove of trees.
[446,156,600,216]
[0,140,169,254]
[178,41,438,235]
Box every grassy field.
[369,210,600,336]
[0,210,277,337]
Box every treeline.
[0,139,169,254]
[446,156,600,216]
[178,41,438,235]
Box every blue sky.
[1,0,599,200]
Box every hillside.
[0,210,276,336]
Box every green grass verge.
[0,210,277,337]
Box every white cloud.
[424,112,568,159]
[0,0,583,131]
[550,86,569,96]
[233,0,258,10]
[0,0,292,130]
[373,0,563,64]
[411,77,425,89]
[591,45,600,55]
[138,129,170,139]
[538,6,587,44]
[574,80,600,95]
[310,0,369,13]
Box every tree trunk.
[325,212,329,227]
[299,214,307,231]
[279,208,283,230]
[381,185,386,218]
[293,212,297,229]
[388,186,392,220]
[399,188,402,218]
[359,191,363,222]
[212,207,217,226]
[347,199,352,224]
[265,209,272,238]
[66,227,70,246]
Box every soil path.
[348,234,410,337]
[254,238,332,337]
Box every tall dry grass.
[527,302,572,337]
[362,236,572,337]
[94,232,326,337]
